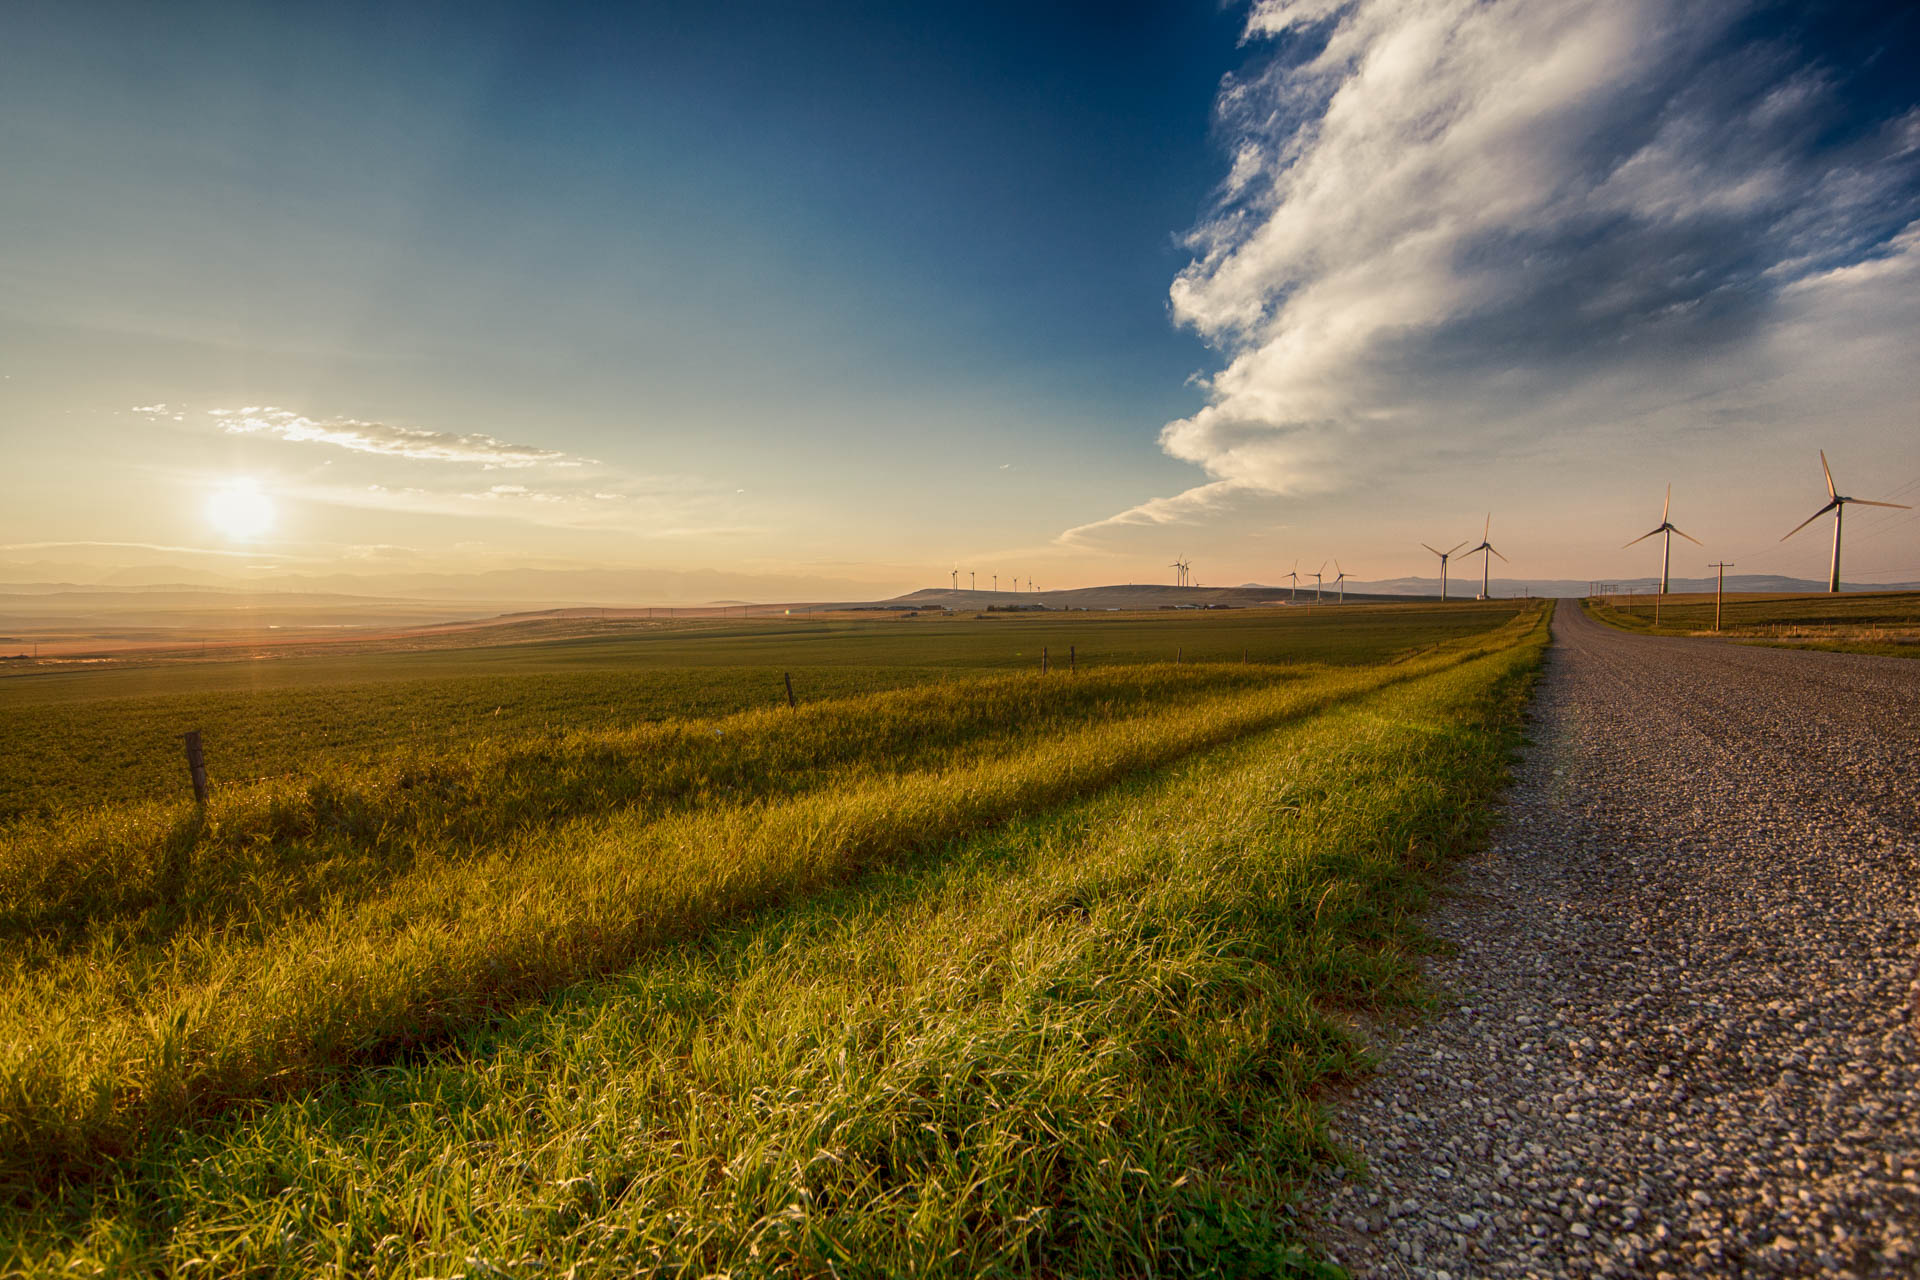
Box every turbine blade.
[1672,526,1703,546]
[1821,450,1836,499]
[1623,528,1663,548]
[1663,482,1671,521]
[1421,542,1442,556]
[1780,502,1837,540]
[1488,545,1508,562]
[1847,498,1912,510]
[1448,541,1468,555]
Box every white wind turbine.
[1464,515,1506,600]
[1421,540,1468,601]
[1623,484,1700,596]
[1280,559,1299,602]
[1781,451,1911,593]
[1332,561,1348,604]
[1311,562,1326,603]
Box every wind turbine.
[1311,562,1326,603]
[1421,541,1467,601]
[969,571,976,592]
[993,574,999,593]
[951,567,959,591]
[1281,560,1299,602]
[1332,561,1348,604]
[1623,484,1700,596]
[1781,451,1910,593]
[1464,515,1506,600]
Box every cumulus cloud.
[207,406,579,468]
[1075,0,1920,543]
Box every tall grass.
[3,606,1549,1276]
[0,614,1541,1195]
[2,665,1294,951]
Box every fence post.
[182,730,210,805]
[1069,644,1075,674]
[783,672,797,709]
[1042,646,1048,674]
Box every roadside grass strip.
[2,606,1548,1276]
[1580,592,1920,657]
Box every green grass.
[1581,591,1920,656]
[0,603,1524,821]
[0,602,1549,1276]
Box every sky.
[2,0,1917,600]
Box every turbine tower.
[1781,451,1910,593]
[1311,562,1326,603]
[1281,560,1299,602]
[1623,484,1700,596]
[1332,561,1348,604]
[951,567,958,591]
[1464,515,1506,600]
[1421,541,1468,601]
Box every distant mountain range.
[4,572,1914,644]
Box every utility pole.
[1708,561,1734,632]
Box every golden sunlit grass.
[1,603,1550,1276]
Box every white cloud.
[1057,481,1254,547]
[207,406,579,468]
[1072,0,1920,546]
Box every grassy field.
[1,601,1547,1276]
[0,603,1518,821]
[1581,591,1920,657]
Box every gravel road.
[1312,602,1920,1278]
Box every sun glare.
[206,477,276,540]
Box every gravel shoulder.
[1311,599,1920,1278]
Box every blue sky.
[3,0,1918,596]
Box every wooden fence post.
[1042,646,1048,674]
[1069,644,1075,674]
[182,730,209,805]
[784,672,797,709]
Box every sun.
[206,477,276,540]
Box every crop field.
[1,601,1547,1276]
[1582,591,1920,657]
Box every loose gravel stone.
[1310,602,1920,1278]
